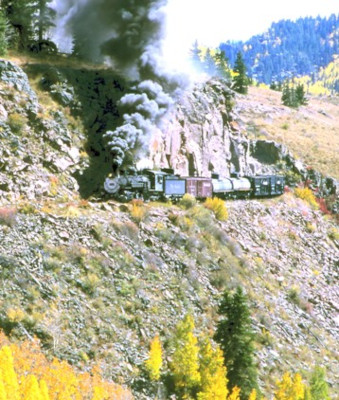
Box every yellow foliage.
[130,203,147,223]
[145,335,163,381]
[294,187,318,209]
[248,389,257,400]
[6,307,25,323]
[274,372,305,400]
[197,337,228,400]
[170,315,201,393]
[228,386,241,400]
[0,332,133,400]
[204,197,228,221]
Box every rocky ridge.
[0,58,338,398]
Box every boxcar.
[185,177,213,198]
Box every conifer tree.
[214,50,231,81]
[1,0,35,49]
[232,52,249,94]
[0,11,8,55]
[204,48,217,76]
[190,40,204,73]
[170,314,201,398]
[36,0,55,43]
[295,83,308,106]
[214,287,258,400]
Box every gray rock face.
[0,59,39,114]
[155,79,292,178]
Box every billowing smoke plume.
[55,0,185,169]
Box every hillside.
[0,57,338,399]
[233,86,339,180]
[220,14,339,85]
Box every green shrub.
[203,197,228,221]
[7,113,28,134]
[179,194,197,209]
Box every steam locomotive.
[104,169,285,201]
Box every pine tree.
[214,50,231,81]
[170,314,201,398]
[0,11,8,55]
[1,0,35,50]
[214,287,258,400]
[295,83,308,105]
[232,52,249,94]
[204,48,217,76]
[36,0,55,43]
[190,40,204,73]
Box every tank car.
[211,174,251,198]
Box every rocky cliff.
[0,58,338,398]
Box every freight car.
[104,169,285,201]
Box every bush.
[0,207,17,227]
[130,200,147,224]
[7,113,28,134]
[203,198,228,221]
[179,194,197,209]
[294,187,318,209]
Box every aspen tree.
[0,346,20,400]
[197,336,228,400]
[145,335,163,381]
[170,315,201,398]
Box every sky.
[162,0,338,69]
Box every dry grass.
[237,87,339,179]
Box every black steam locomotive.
[104,169,285,201]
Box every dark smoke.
[60,0,185,169]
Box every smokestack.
[56,0,185,169]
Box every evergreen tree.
[204,48,217,76]
[295,83,308,105]
[232,52,249,94]
[1,0,35,50]
[0,11,7,55]
[36,0,55,43]
[214,287,258,400]
[214,50,231,81]
[190,40,204,73]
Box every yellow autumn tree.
[274,372,305,400]
[0,345,20,400]
[248,389,257,400]
[0,331,133,400]
[170,314,201,399]
[145,335,163,381]
[197,336,228,400]
[228,386,241,400]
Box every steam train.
[104,169,285,201]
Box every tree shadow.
[26,61,127,198]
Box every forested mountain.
[220,14,338,84]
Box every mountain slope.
[220,14,339,84]
[0,57,338,398]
